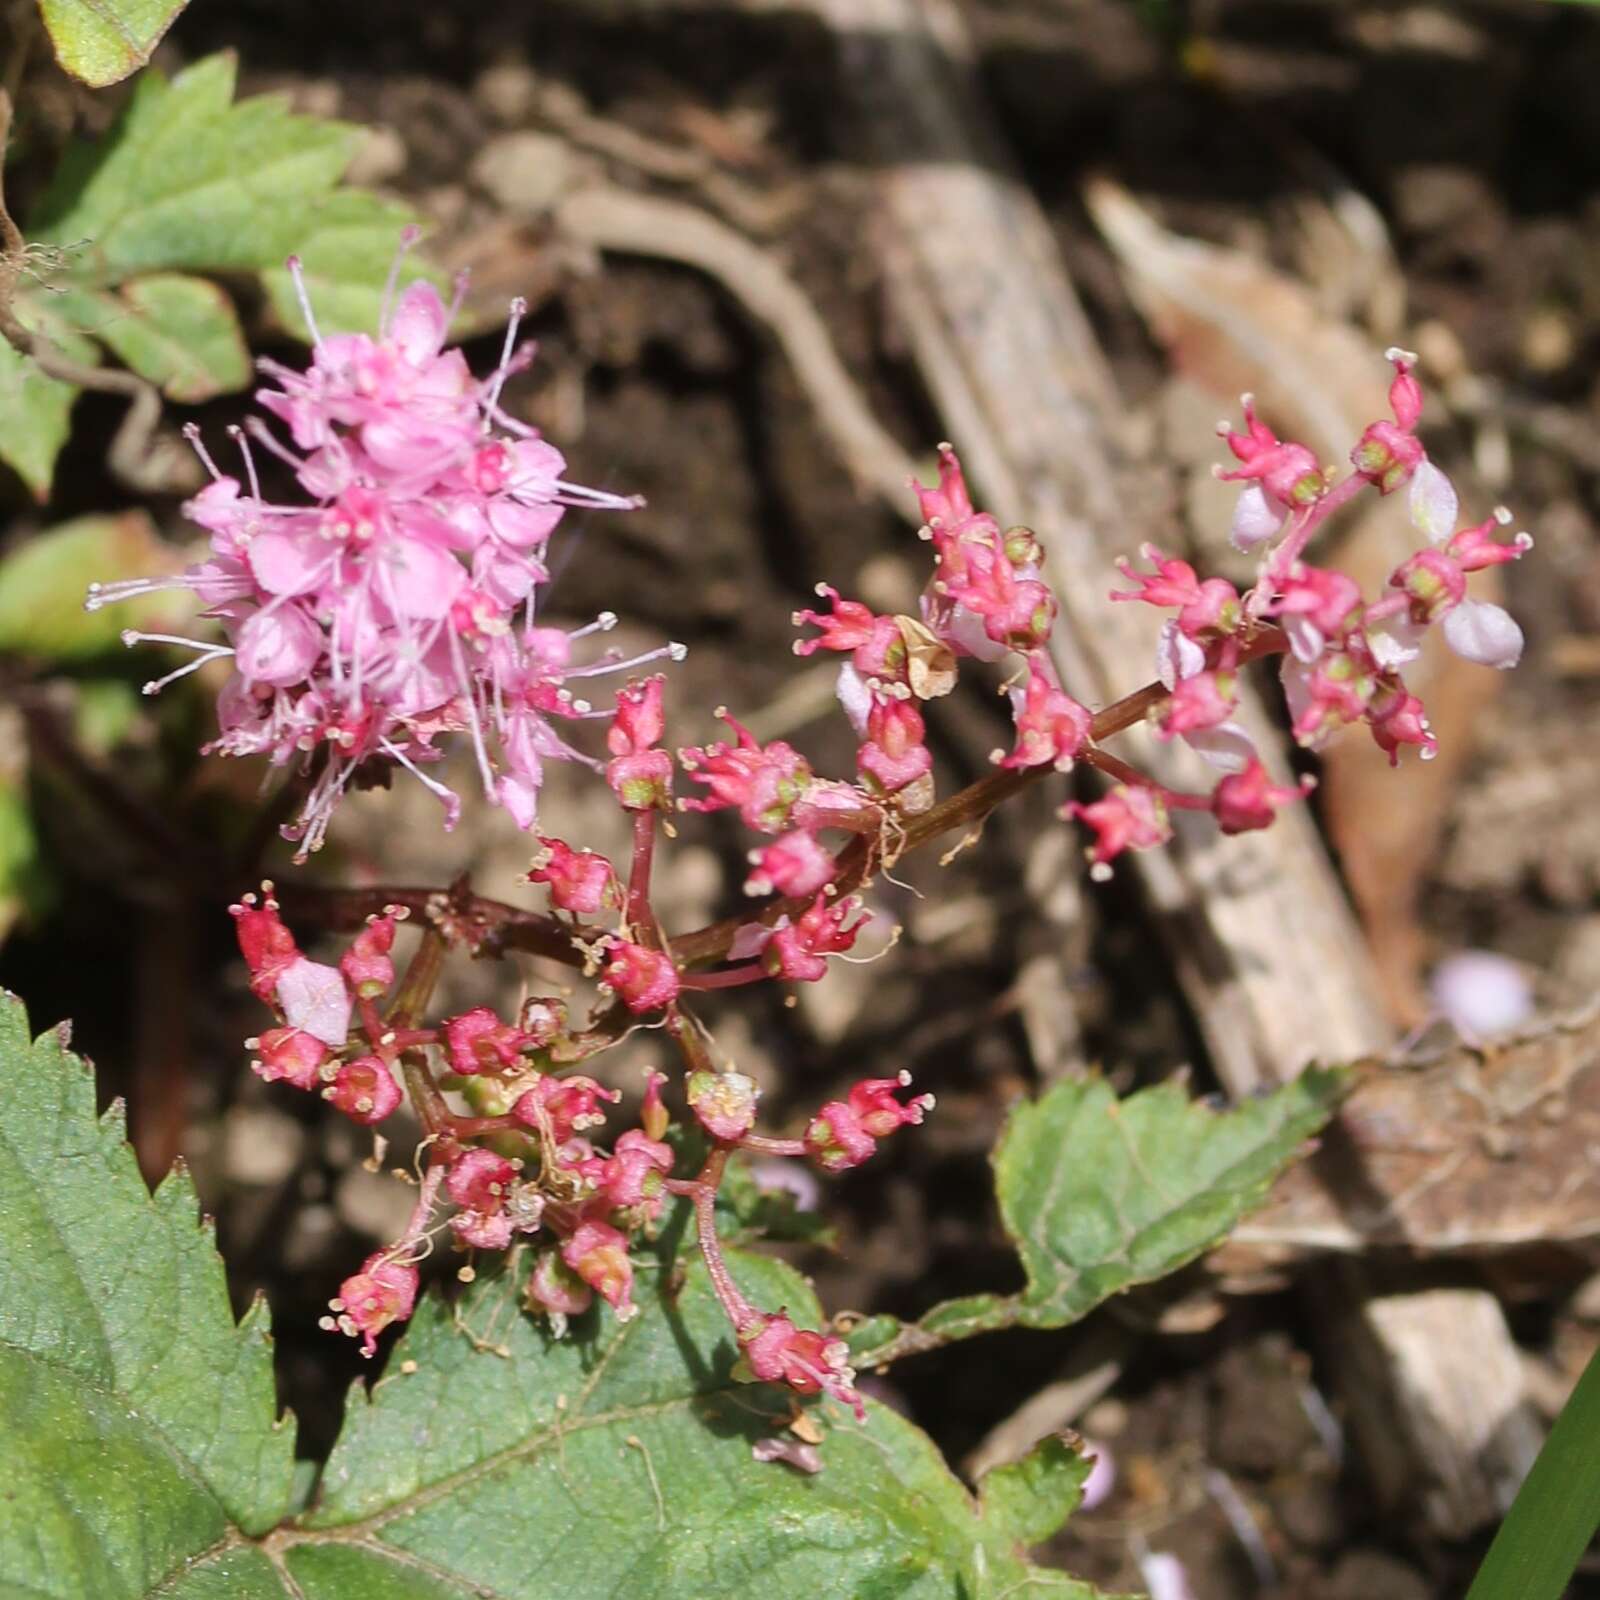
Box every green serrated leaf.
[30,54,359,281]
[0,510,194,660]
[851,1070,1345,1365]
[1002,1071,1343,1324]
[36,0,190,87]
[259,189,440,339]
[294,1243,1111,1598]
[979,1434,1092,1549]
[0,991,295,1598]
[53,273,250,400]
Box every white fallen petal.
[1229,483,1282,550]
[1442,600,1523,669]
[276,958,353,1047]
[1078,1439,1117,1510]
[1138,1551,1200,1600]
[1408,459,1459,544]
[1430,950,1534,1039]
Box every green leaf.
[0,295,99,497]
[30,54,358,280]
[259,189,438,339]
[0,510,194,661]
[851,1070,1345,1365]
[0,992,296,1597]
[53,273,250,400]
[293,1245,1114,1598]
[978,1434,1092,1549]
[1466,1339,1600,1600]
[36,0,190,87]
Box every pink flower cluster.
[91,246,677,857]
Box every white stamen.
[141,647,233,695]
[378,224,423,336]
[284,254,323,347]
[481,296,528,424]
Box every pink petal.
[276,958,353,1047]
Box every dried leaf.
[1212,1005,1600,1272]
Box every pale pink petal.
[1408,460,1458,545]
[275,958,353,1047]
[1442,600,1523,669]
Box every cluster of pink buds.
[90,236,684,857]
[236,881,930,1423]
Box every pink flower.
[562,1218,636,1319]
[745,829,837,898]
[688,1069,761,1141]
[512,1075,620,1140]
[96,257,651,857]
[1267,566,1364,660]
[805,1072,930,1171]
[325,1056,403,1124]
[339,911,400,999]
[329,1252,418,1356]
[1155,670,1237,741]
[763,893,870,984]
[1217,395,1325,507]
[1067,785,1172,876]
[737,1313,864,1419]
[1447,509,1534,572]
[792,585,886,659]
[446,1149,521,1250]
[1212,760,1310,835]
[1002,665,1092,771]
[601,939,681,1013]
[1111,546,1241,641]
[679,711,814,832]
[1367,682,1437,765]
[528,1250,593,1319]
[442,1007,530,1076]
[858,695,932,797]
[607,675,667,755]
[526,837,618,916]
[249,1026,327,1090]
[596,1129,674,1213]
[230,888,301,1004]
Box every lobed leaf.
[0,991,296,1596]
[850,1070,1345,1366]
[294,1243,1120,1599]
[7,52,437,492]
[36,0,190,87]
[53,274,251,401]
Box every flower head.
[327,1252,418,1357]
[95,259,653,856]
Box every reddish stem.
[736,1133,809,1158]
[1081,747,1213,811]
[678,963,769,991]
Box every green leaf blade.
[307,1242,1116,1598]
[36,0,191,87]
[56,274,251,400]
[0,993,296,1580]
[1002,1072,1344,1327]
